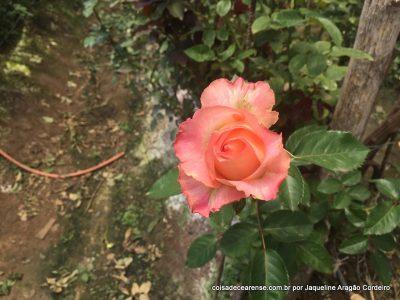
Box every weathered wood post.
[330,0,400,139]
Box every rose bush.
[174,77,290,217]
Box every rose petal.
[200,77,278,127]
[214,137,260,181]
[229,150,290,200]
[174,106,246,187]
[218,131,290,200]
[178,167,245,217]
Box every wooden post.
[330,0,400,139]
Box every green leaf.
[220,223,257,257]
[274,9,305,27]
[333,192,352,209]
[297,241,333,274]
[315,17,343,46]
[364,201,400,235]
[186,234,217,268]
[252,16,271,34]
[147,168,181,199]
[219,44,236,61]
[287,126,369,172]
[167,1,184,20]
[341,171,362,186]
[184,44,215,62]
[373,178,400,200]
[369,250,392,285]
[314,41,331,53]
[216,0,231,17]
[279,165,310,210]
[216,26,229,41]
[264,210,313,242]
[203,29,216,47]
[348,185,371,201]
[231,59,244,73]
[317,178,342,194]
[345,206,367,228]
[330,46,373,61]
[210,205,234,231]
[306,53,327,77]
[326,65,347,81]
[237,49,256,60]
[289,54,307,75]
[339,235,368,255]
[286,125,326,152]
[248,249,289,300]
[372,234,397,252]
[307,224,329,245]
[308,199,329,223]
[83,0,97,17]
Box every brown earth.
[0,3,133,299]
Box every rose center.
[213,133,261,181]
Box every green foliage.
[83,0,97,17]
[81,0,375,112]
[263,210,313,242]
[317,178,342,194]
[314,17,343,46]
[216,0,231,17]
[0,279,15,296]
[332,192,352,209]
[297,242,333,274]
[248,249,289,300]
[220,222,257,257]
[339,235,368,254]
[184,45,215,62]
[0,0,35,55]
[364,201,400,235]
[373,178,400,200]
[287,126,369,172]
[252,16,270,34]
[278,164,310,210]
[330,46,373,61]
[372,234,396,252]
[369,250,392,285]
[186,233,217,268]
[146,168,181,199]
[341,171,362,186]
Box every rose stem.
[256,200,267,256]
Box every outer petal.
[199,78,234,108]
[201,77,278,127]
[178,166,211,217]
[229,150,290,200]
[178,166,245,217]
[174,106,245,188]
[218,131,290,200]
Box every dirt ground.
[0,3,213,299]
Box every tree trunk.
[330,0,400,139]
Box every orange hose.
[0,149,124,179]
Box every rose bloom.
[174,77,290,217]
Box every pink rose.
[174,77,290,217]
